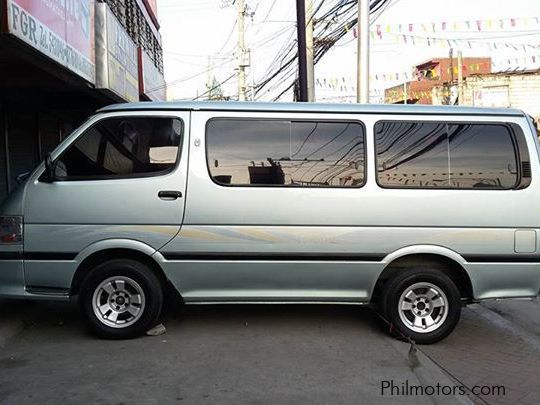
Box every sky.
[157,0,540,103]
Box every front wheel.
[80,259,163,339]
[381,268,461,344]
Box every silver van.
[1,102,539,344]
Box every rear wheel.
[80,259,163,339]
[381,268,461,344]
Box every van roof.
[99,101,524,117]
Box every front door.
[23,111,190,291]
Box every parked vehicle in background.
[1,102,539,344]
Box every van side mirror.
[42,153,56,183]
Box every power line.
[255,0,393,101]
[148,57,235,92]
[192,74,236,100]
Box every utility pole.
[250,49,255,101]
[305,0,315,101]
[206,55,212,100]
[449,47,454,83]
[457,50,464,105]
[403,81,407,104]
[237,0,247,101]
[356,0,370,103]
[296,0,308,102]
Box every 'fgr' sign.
[6,0,95,83]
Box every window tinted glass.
[375,121,518,189]
[376,122,449,188]
[207,119,365,187]
[448,124,517,189]
[54,117,182,179]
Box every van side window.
[53,117,182,180]
[375,121,519,189]
[206,119,365,187]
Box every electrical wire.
[255,0,393,101]
[148,56,235,92]
[191,74,236,100]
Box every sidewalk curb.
[389,339,474,404]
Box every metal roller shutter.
[39,114,61,158]
[0,106,8,201]
[7,111,38,190]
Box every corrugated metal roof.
[98,101,524,116]
[471,68,540,77]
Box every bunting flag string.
[349,16,540,51]
[371,32,540,52]
[349,28,540,51]
[314,55,540,92]
[493,53,540,68]
[367,16,540,36]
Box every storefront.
[0,0,165,201]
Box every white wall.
[462,73,540,122]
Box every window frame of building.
[205,117,367,189]
[374,120,525,191]
[44,116,183,182]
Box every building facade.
[0,0,166,201]
[385,57,492,104]
[432,69,540,130]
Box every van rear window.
[206,119,366,187]
[375,121,519,189]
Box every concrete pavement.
[422,299,540,405]
[0,300,37,349]
[0,302,471,404]
[0,298,538,404]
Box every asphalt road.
[0,298,538,404]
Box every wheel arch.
[70,240,170,296]
[371,245,474,303]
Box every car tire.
[381,268,461,344]
[80,259,163,339]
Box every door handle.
[158,190,182,200]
